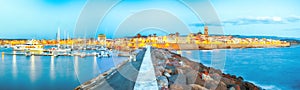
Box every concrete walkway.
[133,46,158,90]
[79,46,159,90]
[90,49,146,90]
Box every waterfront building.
[98,34,106,45]
[204,26,209,36]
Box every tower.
[98,34,106,41]
[204,26,209,36]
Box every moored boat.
[13,40,44,54]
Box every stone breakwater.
[152,48,261,90]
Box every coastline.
[155,43,291,50]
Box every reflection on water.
[12,54,17,79]
[0,48,129,89]
[93,56,99,76]
[30,55,36,82]
[2,54,4,61]
[74,56,79,82]
[75,56,101,84]
[50,56,55,80]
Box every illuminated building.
[97,34,106,45]
[204,26,209,36]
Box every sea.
[0,45,299,90]
[180,45,300,90]
[0,48,128,90]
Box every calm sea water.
[181,45,300,90]
[1,46,299,90]
[0,48,128,90]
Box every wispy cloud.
[190,16,300,27]
[189,23,223,27]
[223,16,300,25]
[285,28,300,31]
[285,16,300,22]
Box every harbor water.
[0,48,128,90]
[181,45,300,90]
[0,45,299,90]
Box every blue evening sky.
[0,0,299,39]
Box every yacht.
[13,40,44,54]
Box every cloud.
[285,28,300,31]
[223,16,284,25]
[222,16,300,25]
[285,16,300,22]
[189,23,223,27]
[190,16,300,27]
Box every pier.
[76,46,159,90]
[133,46,158,90]
[75,48,146,90]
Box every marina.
[0,47,129,90]
[0,31,298,90]
[1,0,300,90]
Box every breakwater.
[76,47,261,90]
[152,48,260,90]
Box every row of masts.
[56,27,71,49]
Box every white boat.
[97,46,111,58]
[80,52,86,58]
[13,40,44,54]
[1,44,11,48]
[50,45,72,55]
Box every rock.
[237,76,244,81]
[215,81,227,90]
[170,84,184,90]
[157,76,169,89]
[190,84,208,90]
[152,49,261,90]
[236,76,244,84]
[242,82,260,90]
[204,80,220,89]
[185,70,198,85]
[171,74,187,85]
[221,77,232,85]
[170,84,192,90]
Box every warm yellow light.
[165,43,170,47]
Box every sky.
[0,0,300,39]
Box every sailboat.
[50,27,72,56]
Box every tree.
[137,33,141,38]
[153,33,157,37]
[197,32,202,35]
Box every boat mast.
[57,27,60,49]
[64,30,66,47]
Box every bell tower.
[204,26,209,36]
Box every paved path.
[133,46,158,90]
[91,49,146,90]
